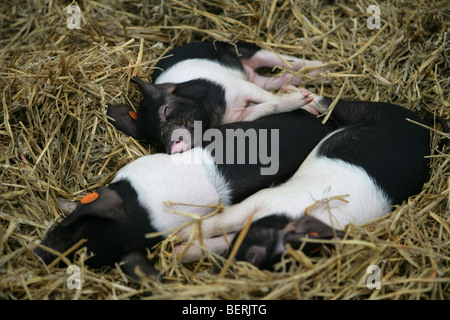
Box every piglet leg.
[229,81,328,122]
[279,85,329,115]
[241,88,315,121]
[174,232,236,263]
[241,49,328,90]
[223,80,319,123]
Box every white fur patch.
[155,58,247,85]
[249,149,391,229]
[112,147,231,233]
[181,147,391,239]
[283,154,392,228]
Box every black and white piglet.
[34,109,329,279]
[177,95,432,268]
[107,41,326,153]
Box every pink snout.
[170,139,189,154]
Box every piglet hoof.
[279,86,327,116]
[276,87,314,113]
[283,215,346,255]
[174,232,236,263]
[280,84,305,94]
[301,100,321,116]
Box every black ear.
[284,215,345,239]
[132,76,160,96]
[132,76,176,96]
[60,187,126,227]
[283,215,346,255]
[107,104,144,139]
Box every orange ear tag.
[129,111,138,120]
[308,232,319,237]
[81,192,99,204]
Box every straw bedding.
[0,0,449,300]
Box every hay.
[0,0,448,300]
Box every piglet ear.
[132,76,159,97]
[283,215,346,255]
[107,104,144,140]
[284,215,345,239]
[60,187,126,227]
[132,76,176,95]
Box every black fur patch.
[317,100,430,205]
[35,180,162,270]
[209,109,329,202]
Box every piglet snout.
[169,138,189,154]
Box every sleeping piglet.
[177,94,433,268]
[107,41,327,154]
[34,109,329,279]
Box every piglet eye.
[159,105,171,119]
